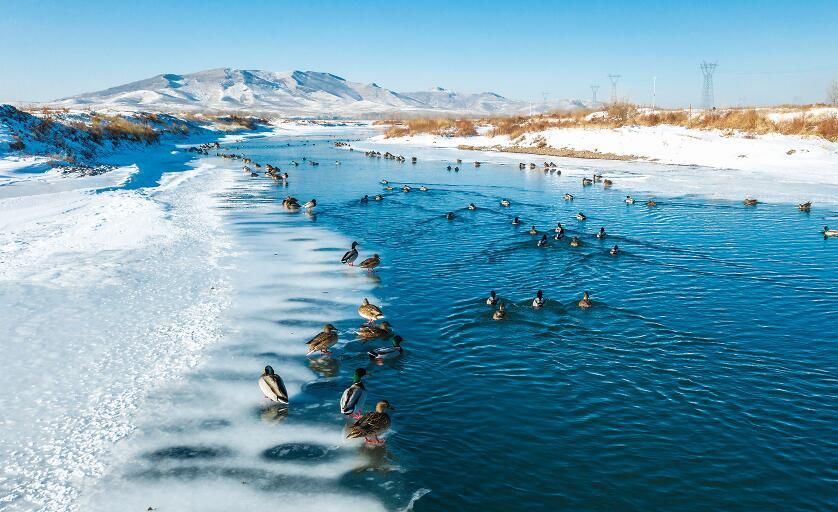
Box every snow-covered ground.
[364,123,838,204]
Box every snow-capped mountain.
[52,68,583,117]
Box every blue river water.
[89,127,837,512]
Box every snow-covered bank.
[363,124,838,204]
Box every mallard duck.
[578,291,593,309]
[823,226,838,237]
[537,235,548,247]
[532,290,545,308]
[402,185,412,192]
[306,324,338,355]
[529,225,538,235]
[500,199,511,207]
[564,193,574,201]
[346,400,394,444]
[593,174,603,182]
[798,202,811,211]
[283,196,301,210]
[358,298,384,324]
[380,179,389,185]
[610,244,620,256]
[259,365,288,404]
[603,179,613,187]
[646,199,657,207]
[250,172,259,177]
[555,222,564,233]
[419,186,428,192]
[302,199,317,209]
[519,162,526,169]
[486,290,498,306]
[492,302,506,320]
[340,369,367,418]
[570,236,581,247]
[358,321,393,340]
[359,254,381,272]
[360,195,369,204]
[596,227,606,239]
[625,195,635,205]
[446,212,455,220]
[554,231,564,241]
[468,203,477,210]
[368,335,404,361]
[576,212,587,221]
[512,216,521,225]
[743,198,758,206]
[582,178,593,186]
[374,194,384,201]
[341,241,359,266]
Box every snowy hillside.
[51,68,582,117]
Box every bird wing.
[341,249,355,263]
[340,384,366,414]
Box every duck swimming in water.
[359,254,381,272]
[564,193,574,201]
[492,302,506,320]
[346,400,394,445]
[625,195,635,205]
[419,186,428,192]
[341,241,359,266]
[259,365,288,404]
[306,324,338,355]
[358,298,384,324]
[537,234,548,247]
[823,226,838,237]
[302,199,317,209]
[578,291,593,309]
[402,185,412,192]
[486,290,498,306]
[529,225,538,235]
[532,290,545,308]
[603,179,613,187]
[570,236,581,247]
[446,212,455,220]
[368,335,404,361]
[358,321,393,340]
[576,212,587,221]
[374,194,384,201]
[500,199,511,207]
[385,186,394,191]
[512,216,521,225]
[360,195,369,204]
[340,369,367,418]
[798,201,811,212]
[596,227,606,239]
[646,199,657,207]
[743,198,758,206]
[468,203,477,210]
[380,179,389,185]
[582,177,593,186]
[283,196,301,210]
[610,244,620,256]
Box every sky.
[2,0,837,107]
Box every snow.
[365,124,838,204]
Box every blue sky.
[2,0,837,106]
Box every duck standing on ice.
[346,400,394,445]
[306,324,338,355]
[359,253,381,272]
[258,365,288,404]
[340,368,367,419]
[341,241,359,265]
[358,298,384,324]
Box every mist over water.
[33,126,838,511]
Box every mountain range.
[52,68,586,117]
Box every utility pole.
[700,61,717,109]
[608,74,621,103]
[652,76,657,109]
[590,85,599,106]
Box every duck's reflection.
[308,356,340,378]
[259,402,289,424]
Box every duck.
[743,198,758,206]
[402,185,412,192]
[578,291,593,308]
[492,302,506,320]
[582,177,593,186]
[306,324,338,355]
[374,194,384,201]
[385,186,394,191]
[368,335,404,361]
[302,199,317,209]
[380,179,389,185]
[457,159,463,164]
[358,321,393,340]
[419,186,429,192]
[603,179,613,187]
[512,216,521,225]
[529,225,538,235]
[593,174,603,182]
[625,195,635,205]
[358,298,384,324]
[532,290,545,308]
[823,226,838,237]
[283,196,301,210]
[537,235,548,247]
[798,201,811,212]
[468,203,477,210]
[340,368,367,418]
[596,227,607,239]
[474,161,481,167]
[359,254,381,272]
[341,241,359,266]
[486,290,498,306]
[564,193,574,201]
[554,231,564,241]
[646,199,657,207]
[446,212,455,220]
[576,212,587,221]
[346,400,394,445]
[610,244,620,256]
[570,236,582,247]
[500,199,511,207]
[554,222,564,233]
[258,365,288,404]
[360,195,369,204]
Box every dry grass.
[380,104,838,142]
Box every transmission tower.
[608,74,621,103]
[590,85,600,105]
[700,61,717,109]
